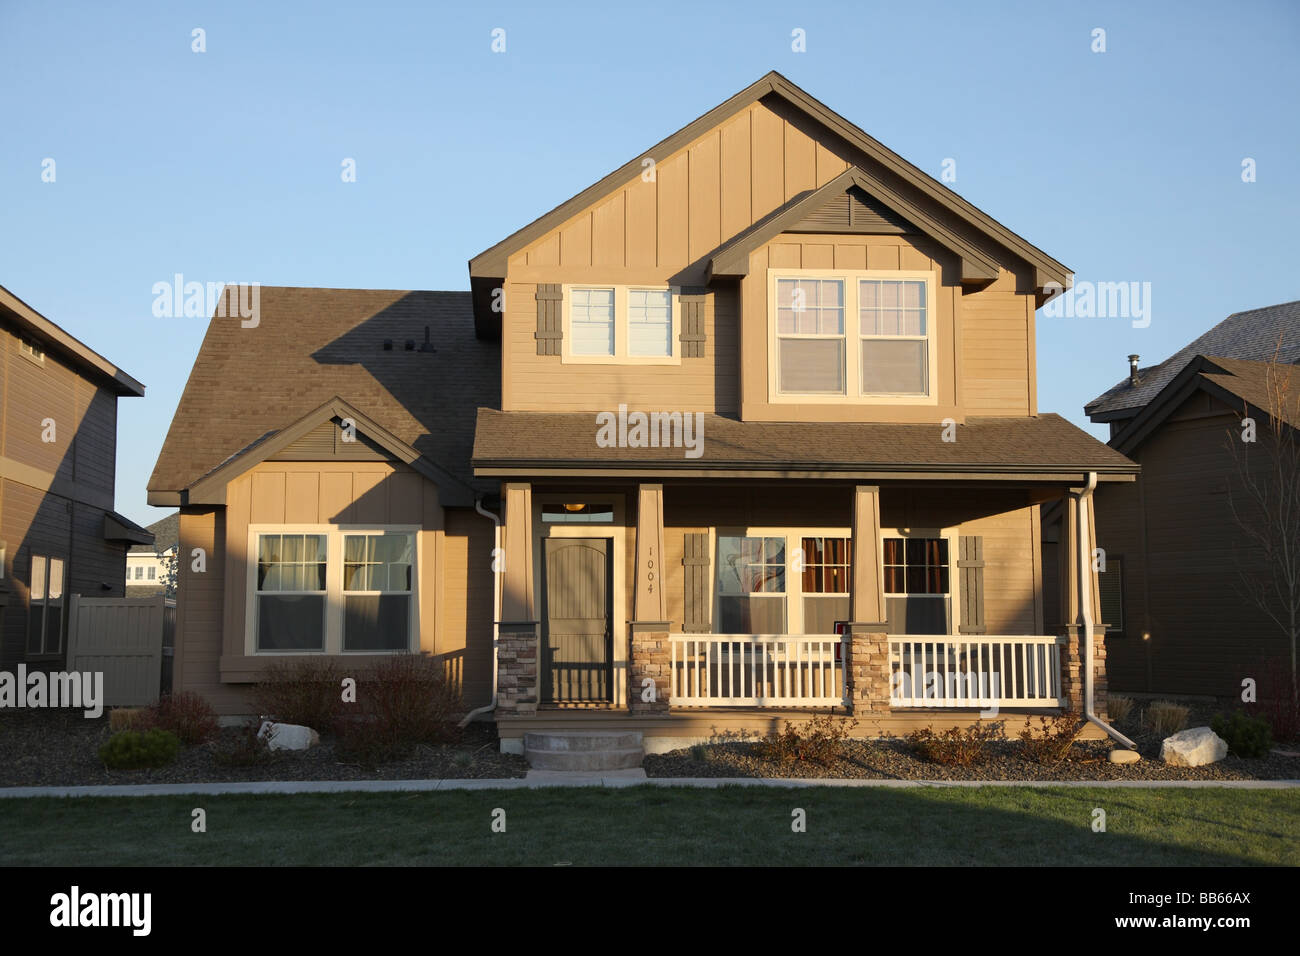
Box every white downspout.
[460,496,502,727]
[1077,471,1137,749]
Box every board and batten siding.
[1093,390,1286,698]
[439,508,495,708]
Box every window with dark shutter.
[956,535,985,635]
[682,532,712,632]
[535,283,563,355]
[679,287,707,358]
[1097,556,1125,636]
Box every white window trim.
[245,524,420,656]
[712,526,852,636]
[27,553,66,657]
[880,526,960,634]
[766,268,939,405]
[561,284,682,365]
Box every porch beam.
[850,484,886,626]
[633,483,667,623]
[500,481,535,622]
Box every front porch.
[487,472,1117,751]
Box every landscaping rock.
[1160,726,1228,767]
[1108,748,1141,765]
[257,721,320,752]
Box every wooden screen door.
[542,537,613,703]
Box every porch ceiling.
[471,410,1139,480]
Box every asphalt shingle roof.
[1085,300,1300,419]
[130,513,179,553]
[149,288,500,497]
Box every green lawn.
[0,786,1294,866]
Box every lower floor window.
[883,535,952,634]
[27,554,65,655]
[252,528,415,654]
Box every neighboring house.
[126,512,178,597]
[1050,301,1300,700]
[149,72,1136,752]
[0,284,152,670]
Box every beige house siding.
[440,508,495,708]
[174,507,248,713]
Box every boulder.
[1159,726,1227,767]
[1108,748,1141,765]
[257,721,320,751]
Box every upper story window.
[20,337,45,363]
[563,285,680,364]
[768,270,936,404]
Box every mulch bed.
[0,710,528,787]
[645,701,1300,782]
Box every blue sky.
[2,0,1297,527]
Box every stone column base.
[629,623,671,714]
[846,625,890,715]
[496,622,539,717]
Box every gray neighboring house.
[1045,300,1300,699]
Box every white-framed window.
[247,526,418,655]
[27,554,65,656]
[713,528,855,635]
[767,269,937,404]
[147,565,156,580]
[20,337,45,363]
[882,529,957,635]
[563,285,680,364]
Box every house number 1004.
[644,547,655,594]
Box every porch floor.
[497,707,1105,754]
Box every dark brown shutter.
[682,532,712,632]
[957,535,985,635]
[535,284,562,355]
[679,287,707,358]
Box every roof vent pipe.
[1127,354,1140,387]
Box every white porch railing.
[670,634,846,707]
[888,635,1065,708]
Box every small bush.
[212,722,273,768]
[108,708,154,733]
[1245,656,1300,743]
[1211,710,1273,758]
[688,743,708,762]
[251,657,346,730]
[1107,696,1134,724]
[756,713,857,767]
[99,729,180,769]
[334,654,463,765]
[1145,700,1190,737]
[906,721,1004,767]
[1018,713,1084,765]
[148,692,218,746]
[452,751,474,769]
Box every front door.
[542,537,613,703]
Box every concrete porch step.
[524,731,645,771]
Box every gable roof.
[0,284,145,396]
[472,410,1137,479]
[467,71,1072,335]
[131,512,179,553]
[708,166,1000,283]
[148,287,500,507]
[1085,300,1300,422]
[1107,354,1300,456]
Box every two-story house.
[1,284,151,671]
[149,73,1137,752]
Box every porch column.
[850,485,886,626]
[630,483,670,713]
[498,482,538,718]
[847,485,890,715]
[1057,487,1105,715]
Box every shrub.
[148,692,218,746]
[99,729,180,769]
[212,722,273,768]
[251,657,346,730]
[1245,655,1300,743]
[1107,696,1134,724]
[1145,700,1190,737]
[1018,713,1084,765]
[1211,710,1273,758]
[334,654,463,765]
[756,713,857,767]
[108,708,155,733]
[906,721,1004,767]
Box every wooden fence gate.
[66,595,174,707]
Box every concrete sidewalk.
[1,776,1297,798]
